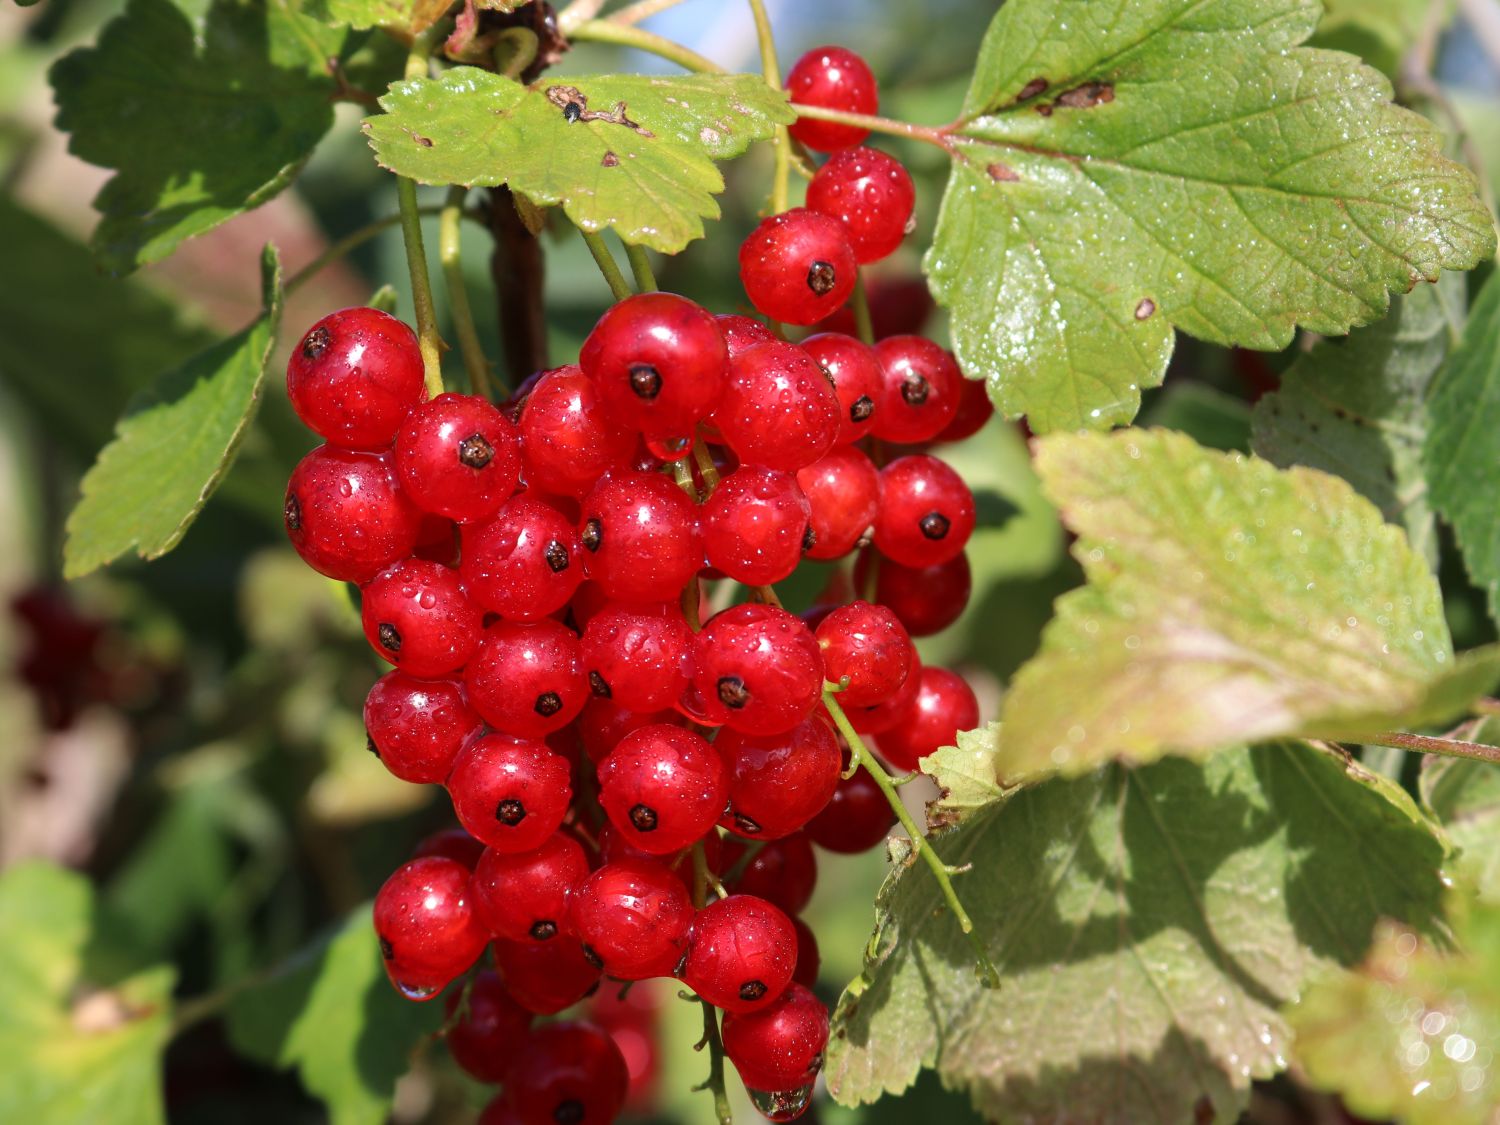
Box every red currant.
[286,307,424,449]
[447,734,573,852]
[721,982,830,1093]
[716,717,841,839]
[796,446,880,561]
[690,604,824,735]
[444,970,533,1083]
[598,724,728,855]
[714,341,840,472]
[412,827,485,869]
[413,513,460,567]
[597,820,719,896]
[465,619,588,738]
[702,466,813,585]
[739,209,856,326]
[790,916,820,989]
[461,495,584,622]
[580,601,694,712]
[878,666,980,772]
[715,313,777,360]
[568,858,694,980]
[785,45,878,151]
[935,376,994,443]
[806,147,914,264]
[873,455,975,568]
[580,471,703,603]
[847,651,922,734]
[395,392,520,523]
[815,601,914,706]
[519,364,636,497]
[804,764,895,853]
[473,830,590,943]
[493,936,602,1014]
[284,447,421,584]
[360,559,482,677]
[364,672,481,784]
[577,697,685,765]
[723,832,817,915]
[502,1021,629,1125]
[854,549,971,637]
[682,894,797,1012]
[800,333,881,444]
[373,856,488,999]
[870,336,962,444]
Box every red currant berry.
[360,559,482,677]
[690,604,824,735]
[935,376,994,443]
[739,209,856,326]
[568,858,694,980]
[461,495,584,622]
[702,467,813,585]
[790,916,820,988]
[723,833,817,915]
[796,446,880,561]
[493,936,602,1014]
[785,46,878,151]
[815,601,914,707]
[580,471,703,603]
[447,734,573,852]
[716,717,841,839]
[873,455,975,567]
[715,313,777,360]
[412,828,486,869]
[364,672,481,784]
[721,982,830,1094]
[503,1021,629,1125]
[804,764,895,853]
[519,364,636,497]
[878,666,980,772]
[847,651,922,735]
[800,333,881,444]
[284,447,421,584]
[444,970,533,1083]
[714,341,840,472]
[577,698,685,765]
[870,336,962,444]
[806,147,915,264]
[465,620,588,737]
[395,392,520,523]
[597,820,719,895]
[682,894,797,1013]
[580,602,692,712]
[579,292,727,440]
[812,275,933,339]
[286,307,424,449]
[413,513,460,567]
[373,856,488,1000]
[473,831,590,943]
[854,549,971,637]
[598,724,729,855]
[586,984,662,1112]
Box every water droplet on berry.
[394,979,441,1001]
[747,1082,816,1121]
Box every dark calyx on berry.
[497,798,527,825]
[555,1099,585,1125]
[851,395,875,421]
[807,259,838,295]
[581,519,602,552]
[284,494,302,531]
[379,936,394,960]
[629,803,658,832]
[366,733,380,758]
[739,979,768,1002]
[901,373,930,405]
[301,326,332,359]
[535,691,564,716]
[589,671,611,697]
[920,512,951,540]
[377,622,402,653]
[628,363,663,400]
[733,811,762,834]
[530,919,558,940]
[544,540,570,572]
[581,944,604,968]
[457,433,494,468]
[802,524,817,552]
[718,675,750,709]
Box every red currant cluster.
[279,43,988,1125]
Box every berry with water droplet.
[287,307,425,449]
[702,466,813,586]
[815,600,914,706]
[806,146,915,264]
[692,604,824,735]
[579,470,704,603]
[716,717,841,840]
[576,697,686,765]
[461,495,584,622]
[444,970,533,1083]
[284,447,422,583]
[568,858,694,980]
[447,733,573,852]
[519,364,636,497]
[874,455,975,568]
[598,724,728,855]
[373,856,488,1000]
[580,601,694,712]
[796,446,881,561]
[395,392,521,523]
[364,671,481,784]
[360,558,482,677]
[682,894,797,1013]
[714,341,841,472]
[800,333,882,445]
[465,619,588,738]
[473,830,591,943]
[870,336,962,444]
[739,209,856,326]
[722,982,830,1096]
[785,45,878,152]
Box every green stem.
[690,435,720,493]
[822,688,1000,988]
[624,241,658,292]
[608,0,694,25]
[789,102,952,149]
[494,26,539,78]
[697,997,735,1125]
[746,0,790,213]
[397,25,448,398]
[567,19,724,73]
[852,271,875,345]
[1362,730,1500,766]
[581,228,635,301]
[439,186,495,398]
[284,205,464,295]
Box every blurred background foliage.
[1,0,1499,1122]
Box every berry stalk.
[581,228,636,302]
[690,839,735,1125]
[567,19,724,74]
[439,186,495,398]
[746,0,791,214]
[396,23,450,398]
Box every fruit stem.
[396,24,450,398]
[567,19,724,74]
[624,241,658,293]
[788,103,953,151]
[439,186,497,398]
[697,994,735,1125]
[606,0,694,26]
[691,435,721,493]
[852,271,875,345]
[746,0,791,214]
[580,228,636,301]
[821,687,1001,989]
[1361,730,1500,765]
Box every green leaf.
[920,723,1008,828]
[999,428,1500,780]
[62,246,284,579]
[50,0,342,273]
[1253,273,1464,569]
[931,0,1494,432]
[225,906,443,1125]
[1421,717,1500,901]
[312,0,452,33]
[826,742,1448,1121]
[1428,271,1500,624]
[1287,891,1500,1125]
[0,863,174,1125]
[365,69,794,253]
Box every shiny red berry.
[504,1021,629,1125]
[702,466,812,586]
[790,916,820,988]
[579,292,727,441]
[373,856,488,1000]
[465,620,588,738]
[878,666,981,772]
[739,209,856,326]
[690,604,824,735]
[492,936,602,1014]
[714,341,839,472]
[935,376,994,443]
[473,830,591,943]
[581,601,694,711]
[519,364,636,497]
[716,717,841,839]
[598,724,729,855]
[723,833,818,915]
[806,147,914,264]
[568,858,695,980]
[815,601,914,706]
[286,307,425,449]
[284,447,421,583]
[364,672,481,784]
[682,894,797,1013]
[444,970,533,1083]
[576,698,686,765]
[597,820,718,895]
[411,827,485,869]
[395,392,521,523]
[461,495,584,622]
[580,471,703,603]
[804,763,895,853]
[847,651,922,735]
[360,559,482,677]
[800,333,881,444]
[715,313,777,360]
[796,446,880,561]
[447,734,573,852]
[870,336,962,444]
[854,549,972,637]
[721,982,830,1093]
[874,455,975,568]
[785,45,878,151]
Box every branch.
[567,18,724,73]
[1362,730,1500,766]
